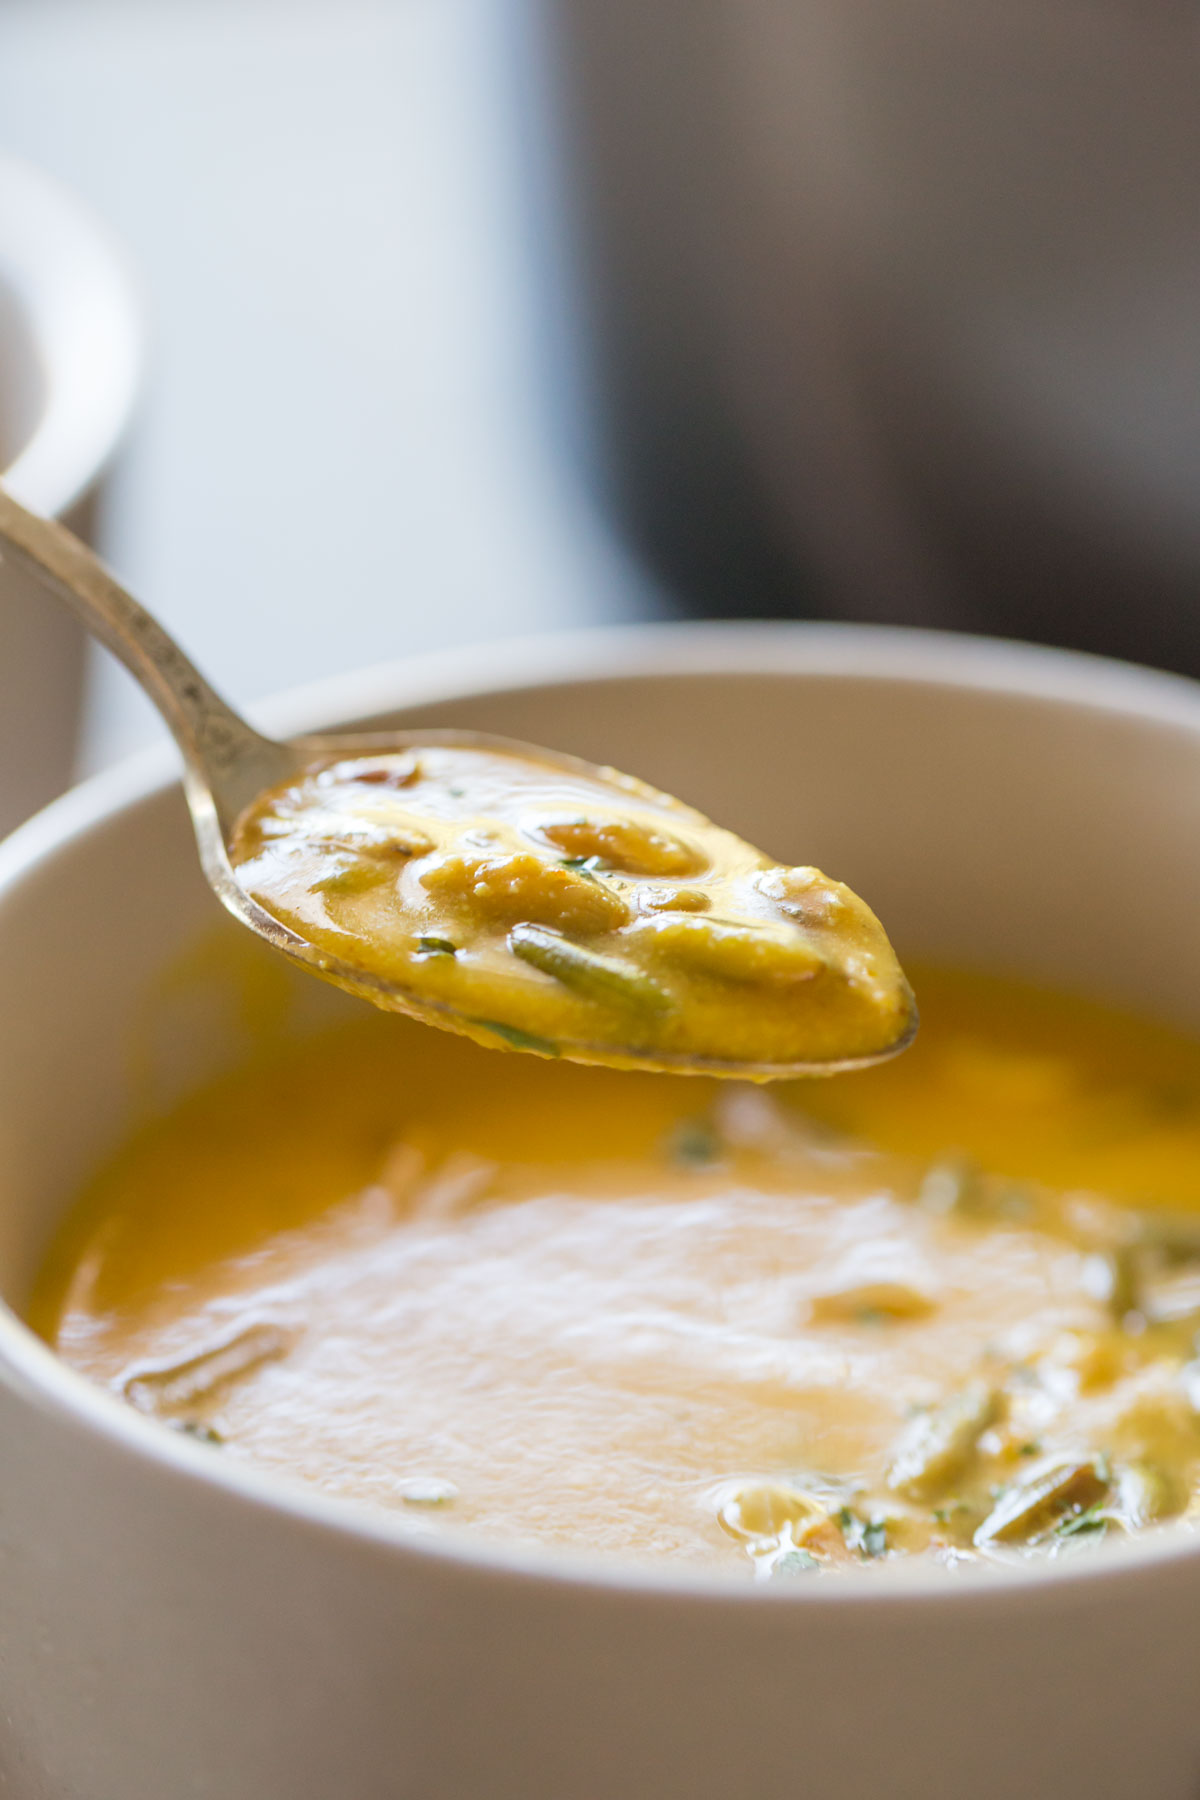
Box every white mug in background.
[529,0,1200,667]
[0,156,141,839]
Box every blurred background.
[2,0,1200,818]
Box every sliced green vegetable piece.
[974,1458,1108,1546]
[1117,1460,1185,1527]
[887,1381,1002,1502]
[509,923,672,1014]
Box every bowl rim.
[0,153,143,518]
[7,617,1200,1613]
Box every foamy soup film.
[33,968,1200,1577]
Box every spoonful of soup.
[0,488,915,1076]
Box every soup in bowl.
[2,624,1200,1798]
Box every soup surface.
[34,967,1200,1577]
[230,741,913,1074]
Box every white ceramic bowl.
[0,155,142,840]
[2,624,1200,1800]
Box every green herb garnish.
[416,936,458,958]
[1055,1503,1108,1540]
[835,1506,887,1558]
[772,1549,819,1577]
[931,1499,972,1524]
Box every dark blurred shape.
[525,0,1200,672]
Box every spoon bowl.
[210,725,917,1078]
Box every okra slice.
[1117,1460,1185,1528]
[974,1457,1108,1546]
[887,1382,1002,1502]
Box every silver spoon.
[0,487,915,1076]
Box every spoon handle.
[0,486,282,813]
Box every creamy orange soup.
[32,967,1200,1577]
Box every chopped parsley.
[836,1506,888,1557]
[1055,1503,1108,1540]
[862,1520,888,1558]
[772,1549,819,1577]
